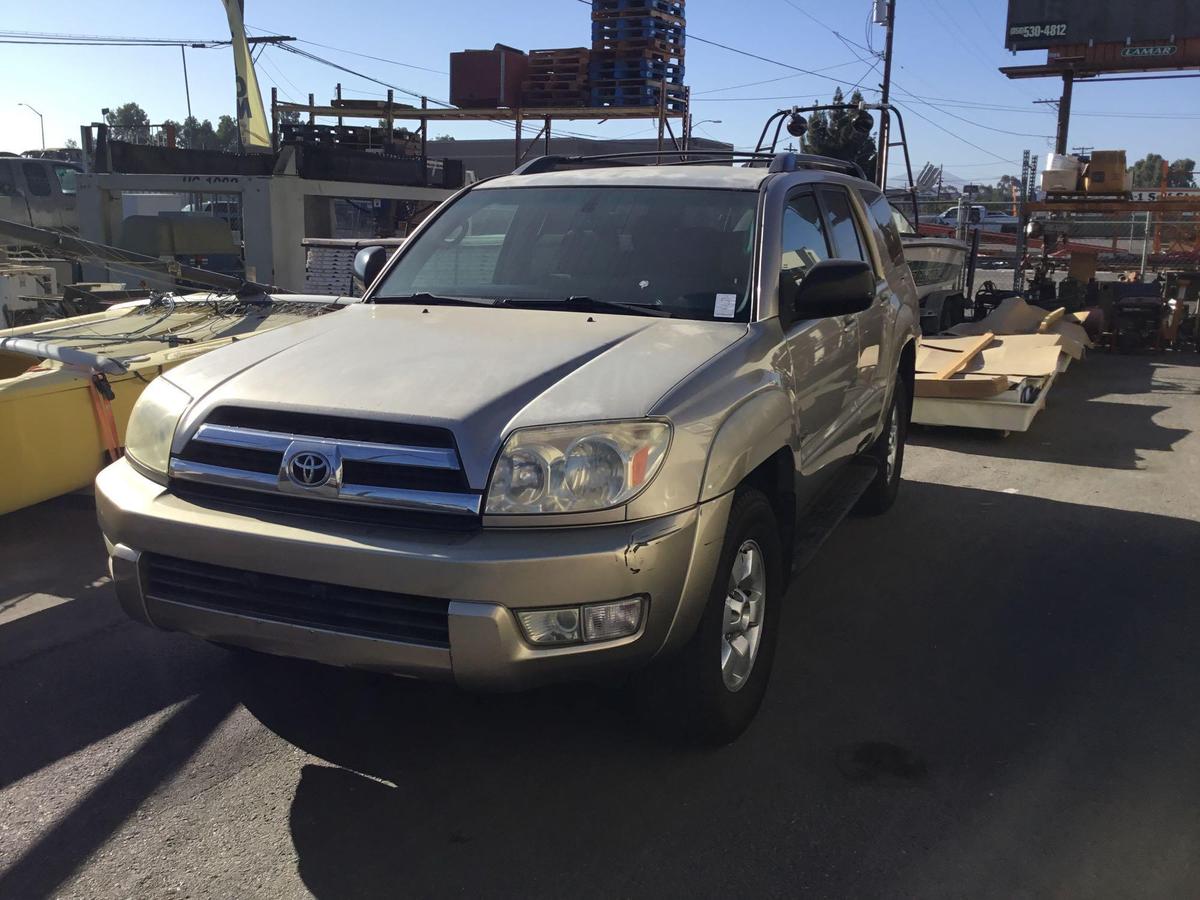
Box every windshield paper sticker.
[714,294,737,319]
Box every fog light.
[517,608,581,645]
[583,597,644,642]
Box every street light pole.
[18,102,45,150]
[686,117,722,153]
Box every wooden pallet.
[591,7,685,28]
[591,36,685,57]
[523,78,587,91]
[592,0,684,14]
[522,92,589,108]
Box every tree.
[104,101,151,142]
[801,88,877,178]
[1129,154,1195,189]
[216,115,240,152]
[1130,153,1167,189]
[1168,159,1196,188]
[434,133,455,142]
[64,138,79,150]
[179,116,221,150]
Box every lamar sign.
[1121,45,1177,58]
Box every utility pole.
[1054,74,1073,155]
[875,0,897,187]
[1033,76,1073,156]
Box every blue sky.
[2,0,1196,187]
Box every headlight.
[124,376,191,481]
[485,421,670,514]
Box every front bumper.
[96,458,732,690]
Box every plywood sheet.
[915,373,1010,399]
[916,340,1063,378]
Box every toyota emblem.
[288,451,332,488]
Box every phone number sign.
[1008,21,1068,42]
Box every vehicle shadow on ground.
[908,355,1192,470]
[0,494,229,791]
[237,480,1200,899]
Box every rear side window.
[861,189,906,265]
[21,162,51,196]
[53,165,78,194]
[780,193,831,290]
[819,187,866,262]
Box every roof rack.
[512,150,866,178]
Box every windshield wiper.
[371,292,497,307]
[499,296,672,318]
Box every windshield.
[374,186,759,321]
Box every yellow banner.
[220,0,271,149]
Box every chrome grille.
[169,406,480,521]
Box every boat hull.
[0,295,340,515]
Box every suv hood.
[170,303,746,487]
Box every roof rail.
[512,150,867,179]
[767,152,866,179]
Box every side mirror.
[786,259,874,320]
[353,246,389,290]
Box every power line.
[245,25,448,75]
[891,99,1019,165]
[693,60,865,95]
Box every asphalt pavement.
[2,351,1199,899]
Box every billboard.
[1005,0,1198,51]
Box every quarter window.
[53,165,78,194]
[819,187,866,262]
[780,193,831,291]
[21,162,51,197]
[860,189,906,265]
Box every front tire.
[633,488,784,745]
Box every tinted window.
[780,193,830,291]
[22,162,51,196]
[53,165,78,194]
[819,188,866,262]
[860,189,906,265]
[377,186,759,322]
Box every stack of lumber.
[590,0,686,111]
[522,48,591,108]
[304,246,356,297]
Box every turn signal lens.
[582,598,644,642]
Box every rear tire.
[855,376,908,516]
[633,488,784,745]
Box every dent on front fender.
[699,387,794,502]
